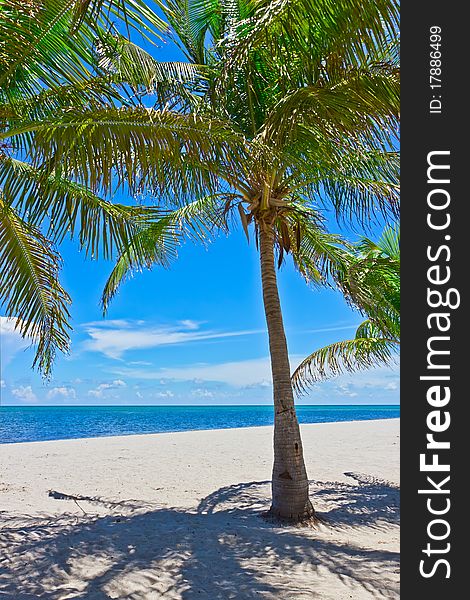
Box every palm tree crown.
[100,0,400,305]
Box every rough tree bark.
[259,225,315,522]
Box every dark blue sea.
[0,405,399,444]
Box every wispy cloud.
[129,361,153,366]
[88,379,127,398]
[112,358,399,402]
[335,383,359,398]
[113,356,304,387]
[333,366,400,389]
[326,366,400,401]
[154,390,174,399]
[81,319,263,359]
[305,324,359,334]
[83,319,145,329]
[191,388,215,398]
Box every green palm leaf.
[0,156,163,259]
[292,326,399,394]
[292,226,400,394]
[263,71,399,149]
[3,107,245,196]
[0,195,71,376]
[221,0,399,76]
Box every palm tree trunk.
[259,225,315,522]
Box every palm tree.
[97,0,399,521]
[3,0,399,520]
[292,226,400,393]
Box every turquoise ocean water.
[0,405,399,444]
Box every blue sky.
[0,21,399,407]
[0,221,399,406]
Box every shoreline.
[1,402,400,406]
[0,416,400,446]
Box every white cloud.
[179,320,199,330]
[88,379,127,398]
[84,319,144,329]
[245,379,271,389]
[114,356,303,387]
[191,388,214,398]
[310,365,400,403]
[0,379,5,388]
[154,390,174,398]
[112,379,126,387]
[335,383,359,398]
[129,361,152,366]
[81,319,262,359]
[305,324,360,334]
[0,317,32,366]
[111,357,399,405]
[12,385,37,403]
[47,387,76,400]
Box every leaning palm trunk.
[259,225,315,521]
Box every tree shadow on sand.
[0,474,399,600]
[310,472,400,529]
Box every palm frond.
[285,205,351,284]
[0,76,122,124]
[0,195,71,376]
[263,70,399,150]
[0,0,169,99]
[374,223,400,258]
[70,0,168,35]
[94,34,203,108]
[221,0,399,77]
[3,107,245,196]
[101,215,180,311]
[0,0,95,95]
[318,150,400,226]
[292,327,399,394]
[0,156,163,259]
[163,0,207,63]
[292,224,400,394]
[338,226,400,338]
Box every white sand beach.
[0,419,399,599]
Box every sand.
[0,419,399,599]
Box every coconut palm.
[292,226,400,393]
[95,0,399,521]
[3,0,399,520]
